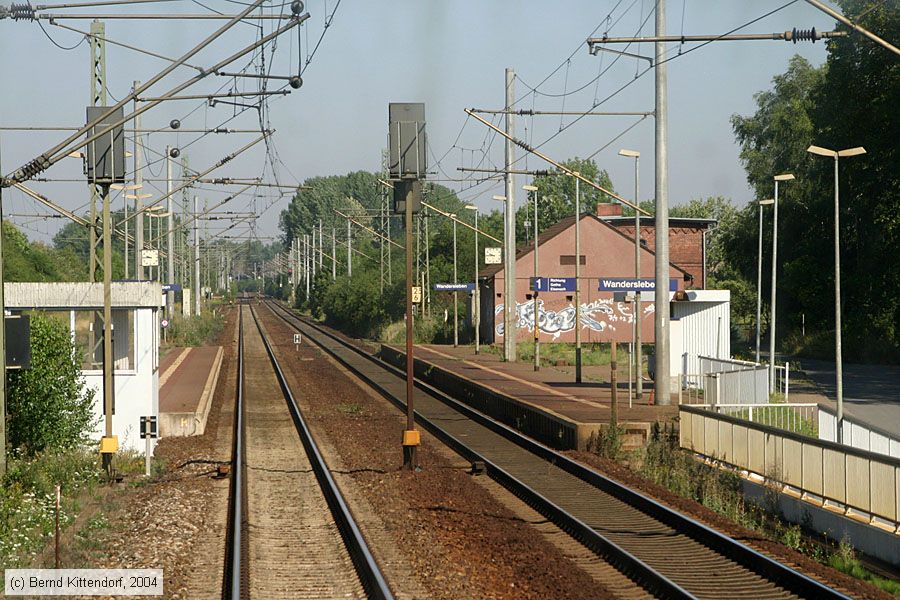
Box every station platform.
[158,346,224,437]
[379,343,679,451]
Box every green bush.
[166,309,225,347]
[7,313,98,457]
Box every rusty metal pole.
[403,185,417,469]
[611,341,618,427]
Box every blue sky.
[0,1,838,244]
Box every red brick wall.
[610,223,704,288]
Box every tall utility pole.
[133,81,145,281]
[331,226,336,279]
[88,19,106,284]
[100,181,115,473]
[654,1,671,405]
[503,68,517,362]
[166,147,174,317]
[193,195,200,316]
[347,218,352,277]
[318,220,323,270]
[304,234,310,297]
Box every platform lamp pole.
[523,184,540,371]
[464,205,479,354]
[618,149,641,400]
[756,199,775,364]
[574,173,582,384]
[452,215,458,347]
[807,144,866,444]
[769,173,795,393]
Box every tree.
[518,157,616,243]
[728,2,900,361]
[6,313,97,456]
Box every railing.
[691,403,818,436]
[819,405,900,459]
[680,405,900,532]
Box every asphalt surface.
[797,358,900,440]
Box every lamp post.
[807,144,866,444]
[523,184,540,371]
[756,199,775,364]
[574,174,582,383]
[464,205,479,354]
[769,174,795,392]
[618,149,641,401]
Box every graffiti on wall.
[495,299,654,340]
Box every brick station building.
[478,203,715,346]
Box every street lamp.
[807,144,866,444]
[756,199,775,364]
[574,173,583,383]
[769,173,795,393]
[452,214,458,347]
[618,149,642,401]
[464,205,479,354]
[523,184,540,371]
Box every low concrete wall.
[741,477,900,568]
[379,345,581,450]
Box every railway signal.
[389,102,427,471]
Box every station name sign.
[598,278,678,292]
[434,283,475,292]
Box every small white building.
[669,289,731,377]
[5,282,162,452]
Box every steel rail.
[248,304,394,600]
[222,303,245,599]
[267,300,851,600]
[264,301,690,599]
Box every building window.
[73,309,135,372]
[559,255,586,266]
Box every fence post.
[749,404,754,423]
[785,361,790,402]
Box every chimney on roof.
[596,202,623,218]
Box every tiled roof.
[479,213,690,279]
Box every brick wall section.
[610,223,705,289]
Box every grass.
[0,449,100,568]
[164,308,225,348]
[483,341,647,370]
[600,427,899,595]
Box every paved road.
[797,358,900,439]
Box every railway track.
[264,299,851,600]
[222,301,393,599]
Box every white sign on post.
[141,249,159,267]
[411,286,422,303]
[293,333,301,349]
[484,247,502,265]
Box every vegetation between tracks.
[588,426,899,595]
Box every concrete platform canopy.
[5,282,163,452]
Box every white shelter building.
[5,282,162,452]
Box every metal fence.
[691,403,818,436]
[819,405,900,459]
[680,405,900,532]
